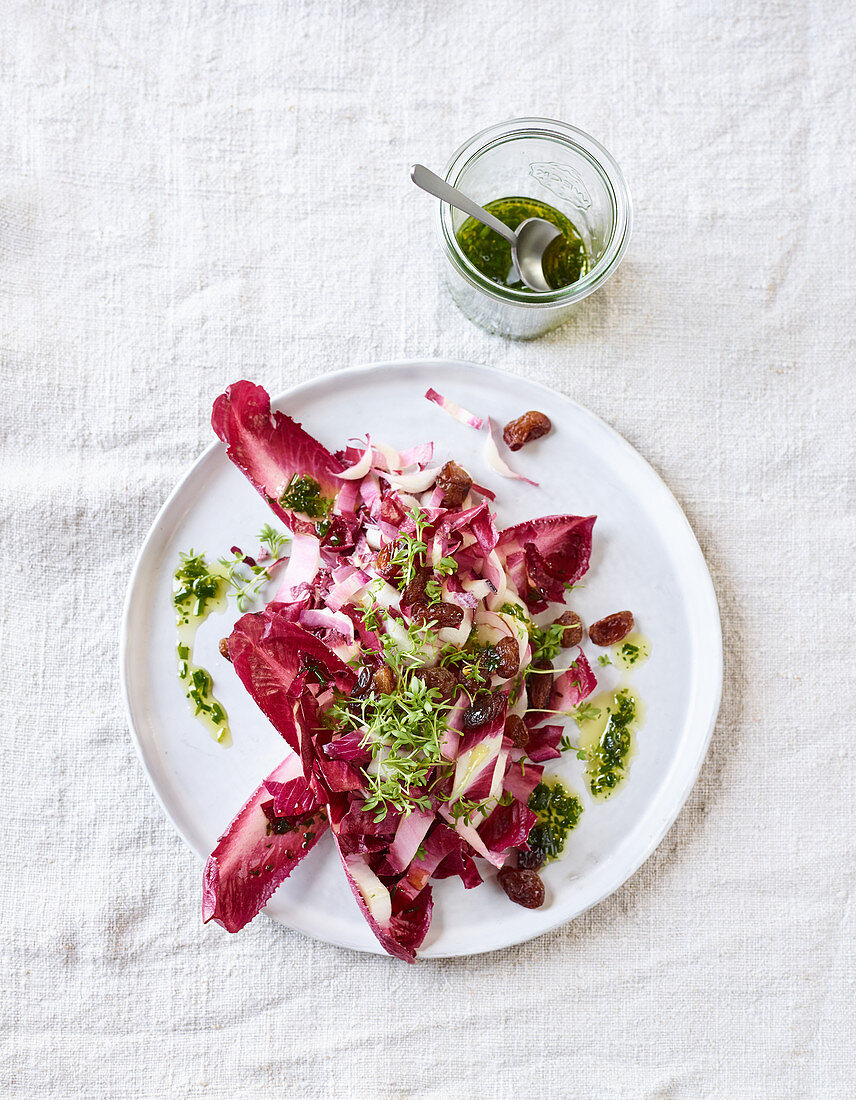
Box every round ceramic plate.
[121,359,722,959]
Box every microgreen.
[499,602,531,625]
[259,523,289,559]
[448,794,498,826]
[424,575,443,602]
[437,641,488,697]
[330,675,453,821]
[361,600,385,636]
[386,509,457,605]
[530,621,568,663]
[498,603,569,663]
[558,732,589,760]
[388,508,430,591]
[327,586,462,820]
[217,525,289,611]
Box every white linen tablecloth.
[1,1,854,1096]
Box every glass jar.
[438,118,632,339]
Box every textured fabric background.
[1,1,853,1097]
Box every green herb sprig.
[558,732,589,760]
[386,508,457,604]
[328,674,453,821]
[530,621,569,663]
[448,794,497,827]
[218,524,289,611]
[324,586,459,820]
[499,602,531,625]
[388,508,430,591]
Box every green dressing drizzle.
[612,632,650,670]
[527,780,584,863]
[173,552,231,745]
[280,475,332,519]
[577,687,644,799]
[456,196,588,292]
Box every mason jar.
[438,118,632,340]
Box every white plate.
[121,359,722,959]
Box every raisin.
[497,866,545,908]
[218,638,232,662]
[589,610,634,647]
[435,460,473,509]
[494,636,520,679]
[411,601,464,629]
[526,661,553,711]
[463,692,505,730]
[351,663,395,698]
[411,665,459,700]
[479,637,519,679]
[516,847,544,871]
[552,610,583,648]
[371,664,396,695]
[400,567,430,605]
[375,540,398,580]
[502,410,552,452]
[504,713,529,749]
[351,665,373,698]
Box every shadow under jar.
[438,118,632,340]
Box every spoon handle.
[410,164,517,246]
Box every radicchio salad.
[181,381,643,962]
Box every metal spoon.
[410,163,561,292]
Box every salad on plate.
[175,380,642,962]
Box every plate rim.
[120,357,723,959]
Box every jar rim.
[438,118,632,307]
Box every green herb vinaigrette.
[173,552,231,745]
[527,780,584,863]
[499,604,653,841]
[611,632,649,671]
[456,196,588,292]
[575,688,642,798]
[280,475,332,520]
[565,634,650,800]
